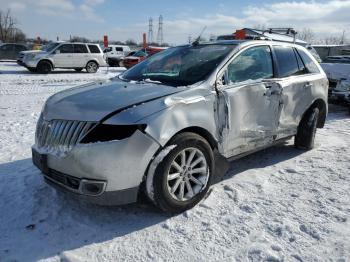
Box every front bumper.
[32,130,160,205]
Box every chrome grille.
[35,115,96,154]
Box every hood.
[43,79,185,122]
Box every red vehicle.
[123,46,167,69]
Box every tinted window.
[296,49,320,73]
[0,44,13,51]
[227,45,273,83]
[57,44,74,54]
[88,45,101,53]
[15,45,26,52]
[74,44,88,53]
[115,47,123,52]
[274,46,299,77]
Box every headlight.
[80,124,146,143]
[26,54,36,60]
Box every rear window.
[296,49,320,73]
[88,45,101,53]
[274,46,300,77]
[74,44,88,53]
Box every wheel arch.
[169,126,218,150]
[86,59,99,66]
[38,59,54,69]
[303,98,327,128]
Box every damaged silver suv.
[32,40,328,213]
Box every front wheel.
[150,133,214,214]
[86,61,99,73]
[295,107,319,150]
[37,61,52,74]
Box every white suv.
[104,45,131,67]
[19,42,107,73]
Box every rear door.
[73,44,89,67]
[272,45,322,139]
[217,45,284,157]
[51,44,74,67]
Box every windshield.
[121,44,235,86]
[42,43,60,52]
[132,50,147,57]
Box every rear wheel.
[150,133,214,214]
[295,107,319,150]
[37,61,52,74]
[86,61,98,73]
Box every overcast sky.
[1,0,350,44]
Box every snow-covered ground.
[0,62,349,262]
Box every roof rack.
[262,28,297,43]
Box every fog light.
[80,180,106,196]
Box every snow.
[0,62,350,261]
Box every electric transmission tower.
[157,15,164,45]
[148,17,153,44]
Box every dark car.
[0,43,28,60]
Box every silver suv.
[32,40,328,213]
[19,42,107,73]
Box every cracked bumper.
[32,130,160,205]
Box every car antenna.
[192,26,207,46]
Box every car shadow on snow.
[0,142,305,261]
[224,142,303,180]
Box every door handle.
[304,83,313,88]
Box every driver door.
[217,45,284,157]
[51,44,74,67]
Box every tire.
[86,61,99,73]
[75,68,83,72]
[37,61,52,74]
[295,107,320,150]
[151,132,214,214]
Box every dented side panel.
[218,81,283,158]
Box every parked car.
[104,45,131,67]
[32,40,328,213]
[0,43,27,60]
[123,46,167,68]
[330,79,350,113]
[323,55,350,64]
[18,42,107,73]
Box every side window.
[0,44,13,51]
[57,44,74,54]
[296,49,320,74]
[74,44,88,53]
[15,45,26,52]
[88,45,101,53]
[294,48,306,73]
[274,46,300,77]
[115,47,123,52]
[227,45,273,84]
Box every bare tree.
[0,9,26,43]
[299,28,315,43]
